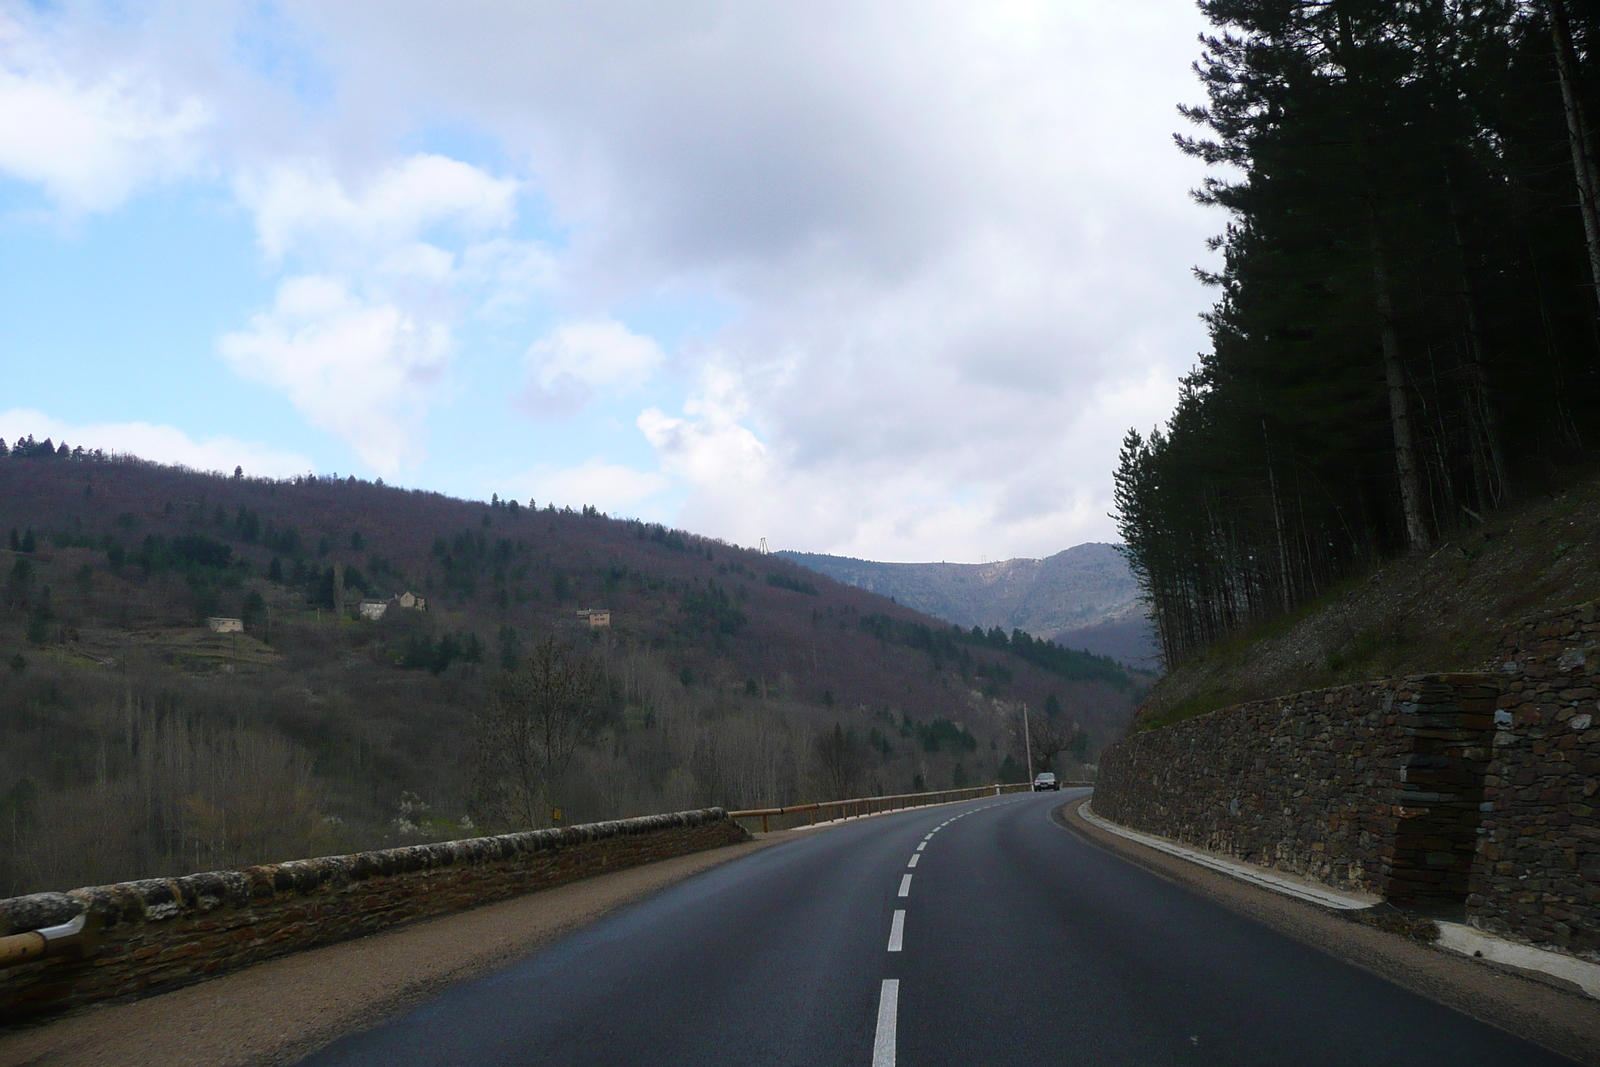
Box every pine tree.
[1118,0,1600,666]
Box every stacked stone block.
[1387,678,1498,906]
[0,807,747,1022]
[1470,603,1600,960]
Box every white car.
[1032,772,1059,792]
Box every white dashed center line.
[915,841,927,851]
[907,854,920,868]
[898,874,913,897]
[873,980,899,1067]
[887,909,905,952]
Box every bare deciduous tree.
[472,638,605,831]
[811,723,864,800]
[1010,709,1087,776]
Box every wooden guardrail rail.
[728,780,1092,833]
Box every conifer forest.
[1115,0,1600,665]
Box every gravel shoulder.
[1054,795,1600,1067]
[0,838,780,1067]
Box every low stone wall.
[1093,675,1496,902]
[1472,604,1600,959]
[1097,600,1600,961]
[0,808,747,1022]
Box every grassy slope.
[1136,473,1600,730]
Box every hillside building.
[575,608,611,628]
[206,617,243,633]
[358,592,427,620]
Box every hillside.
[779,543,1157,667]
[0,441,1143,895]
[1137,473,1600,730]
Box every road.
[299,790,1578,1066]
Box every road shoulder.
[0,838,781,1067]
[1054,795,1600,1067]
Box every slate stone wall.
[1097,601,1600,961]
[0,807,747,1021]
[1093,675,1496,901]
[1471,604,1600,959]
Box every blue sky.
[0,0,1216,562]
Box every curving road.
[298,790,1577,1066]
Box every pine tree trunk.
[1339,9,1431,551]
[1366,203,1432,551]
[1421,8,1514,507]
[1443,164,1513,506]
[1261,418,1293,614]
[1548,0,1600,321]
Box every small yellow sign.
[551,807,563,824]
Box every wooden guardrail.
[728,780,1092,833]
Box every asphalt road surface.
[298,789,1578,1066]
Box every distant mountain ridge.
[778,543,1158,668]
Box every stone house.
[206,617,244,633]
[395,591,427,611]
[575,608,611,628]
[358,600,388,621]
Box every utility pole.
[1022,704,1035,784]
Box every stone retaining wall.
[1472,604,1600,959]
[1093,675,1496,902]
[1096,601,1600,961]
[0,807,747,1022]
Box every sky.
[0,0,1218,563]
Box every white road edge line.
[873,979,899,1067]
[907,854,920,868]
[1077,801,1372,911]
[1435,922,1600,1000]
[1077,800,1600,1001]
[898,874,913,897]
[888,910,905,952]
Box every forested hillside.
[1116,0,1600,667]
[0,442,1140,895]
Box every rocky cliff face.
[779,543,1157,667]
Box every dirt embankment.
[1137,475,1600,729]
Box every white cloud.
[218,275,447,476]
[507,458,670,515]
[0,408,311,478]
[237,153,519,263]
[635,357,1182,562]
[4,0,1218,560]
[520,320,664,418]
[275,0,1215,558]
[220,154,543,472]
[638,365,767,490]
[0,10,209,214]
